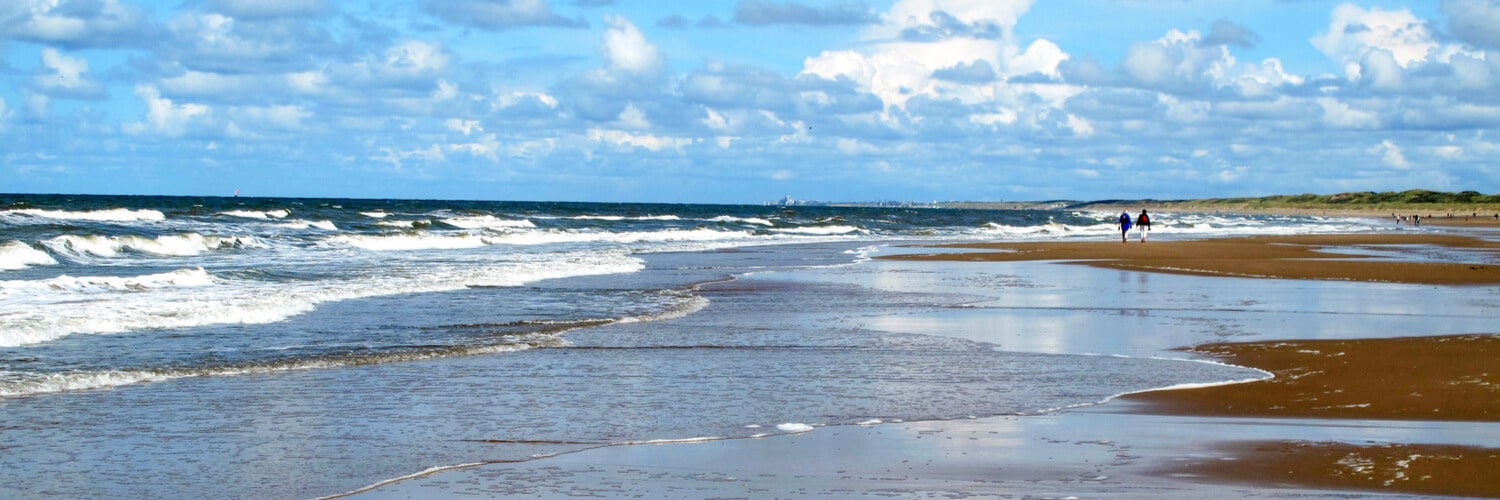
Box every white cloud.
[1065,114,1094,137]
[235,104,310,130]
[0,0,157,48]
[33,48,106,99]
[1433,145,1464,159]
[446,119,482,135]
[1373,139,1411,169]
[588,128,691,151]
[702,108,730,131]
[616,104,650,130]
[449,134,501,161]
[1216,166,1249,182]
[286,71,328,95]
[1317,97,1379,129]
[600,15,662,76]
[1312,4,1438,69]
[125,85,211,136]
[384,40,450,79]
[493,91,559,111]
[159,70,259,97]
[1123,29,1303,96]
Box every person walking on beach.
[1118,211,1132,243]
[1137,209,1151,242]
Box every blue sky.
[2,0,1497,203]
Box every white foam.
[42,233,263,259]
[328,233,488,251]
[772,225,863,236]
[220,209,290,219]
[281,219,339,231]
[440,215,536,230]
[0,342,547,397]
[0,250,645,348]
[0,241,57,270]
[616,295,709,324]
[571,215,682,222]
[3,268,216,295]
[483,228,759,247]
[375,220,427,229]
[776,423,816,433]
[708,215,774,226]
[359,211,391,219]
[6,208,166,222]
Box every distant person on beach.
[1118,211,1132,243]
[1137,209,1151,242]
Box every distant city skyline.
[3,1,1498,203]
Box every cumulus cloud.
[932,60,998,83]
[125,86,211,137]
[1442,0,1500,50]
[1373,139,1411,168]
[0,0,160,49]
[162,11,339,75]
[599,15,662,75]
[423,0,586,30]
[32,48,106,100]
[1121,29,1302,97]
[7,0,1500,202]
[801,0,1063,112]
[734,0,879,26]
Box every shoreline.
[879,231,1500,497]
[354,232,1500,499]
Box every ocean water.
[0,194,1400,498]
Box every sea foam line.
[3,208,166,222]
[0,341,553,398]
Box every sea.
[0,194,1434,498]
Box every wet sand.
[356,234,1500,499]
[886,233,1500,497]
[886,233,1500,285]
[1128,335,1500,498]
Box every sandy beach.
[888,233,1500,285]
[888,232,1500,497]
[355,231,1500,499]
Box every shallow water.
[1,243,1267,499]
[1,195,1461,499]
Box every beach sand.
[356,233,1500,499]
[886,233,1500,285]
[886,233,1500,497]
[1125,334,1500,498]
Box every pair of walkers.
[1118,209,1151,242]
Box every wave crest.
[4,208,166,222]
[0,240,58,270]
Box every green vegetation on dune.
[942,190,1500,214]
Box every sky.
[2,0,1498,204]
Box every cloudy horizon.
[2,0,1498,203]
